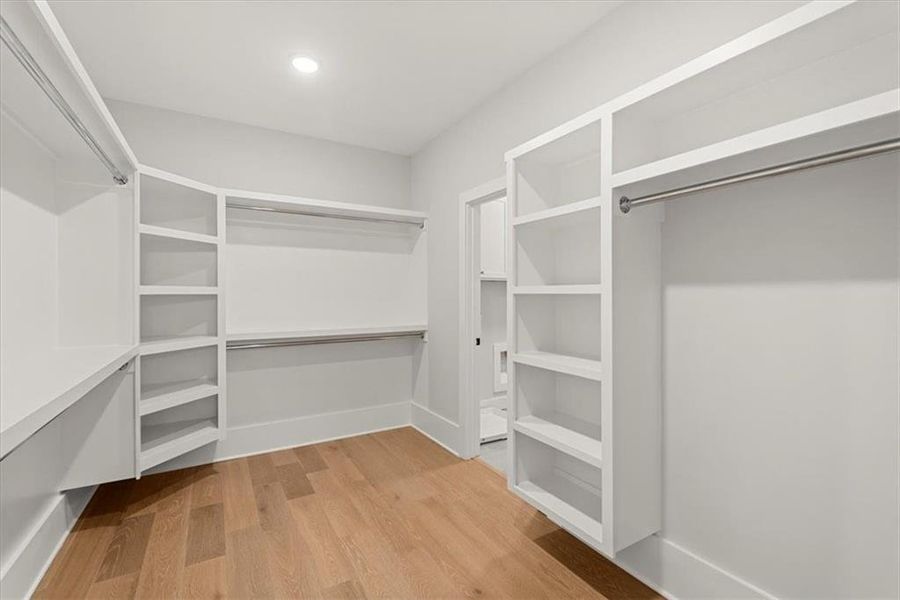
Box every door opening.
[458,177,507,471]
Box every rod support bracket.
[619,196,632,214]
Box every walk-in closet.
[1,1,897,599]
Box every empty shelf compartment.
[515,295,601,362]
[515,204,602,286]
[141,395,219,471]
[141,294,218,343]
[515,121,603,218]
[140,173,218,236]
[515,364,601,466]
[141,235,218,287]
[515,432,603,545]
[141,346,218,396]
[140,418,219,471]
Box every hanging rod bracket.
[619,196,632,214]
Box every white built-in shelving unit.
[505,0,899,558]
[136,166,226,472]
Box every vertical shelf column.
[135,167,225,474]
[506,119,609,555]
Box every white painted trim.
[147,400,412,473]
[458,177,506,460]
[616,534,778,600]
[410,401,461,457]
[0,486,95,600]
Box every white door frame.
[458,176,506,459]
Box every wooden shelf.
[140,381,218,416]
[227,324,427,347]
[514,480,603,546]
[139,224,219,246]
[0,344,138,458]
[139,285,219,296]
[514,196,602,227]
[481,274,507,282]
[513,351,602,381]
[513,285,602,295]
[223,188,427,226]
[515,415,602,468]
[140,418,219,471]
[141,336,219,356]
[611,90,899,189]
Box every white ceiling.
[49,1,621,155]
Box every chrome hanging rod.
[227,331,425,350]
[619,137,900,214]
[0,16,128,186]
[226,203,425,228]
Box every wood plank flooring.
[35,427,660,599]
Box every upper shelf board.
[0,344,138,458]
[611,90,900,189]
[224,188,427,226]
[513,196,603,228]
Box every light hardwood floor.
[35,427,660,599]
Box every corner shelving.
[136,167,225,474]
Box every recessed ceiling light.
[292,56,319,74]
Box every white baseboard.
[149,401,413,473]
[615,534,776,600]
[410,401,460,456]
[0,486,95,600]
